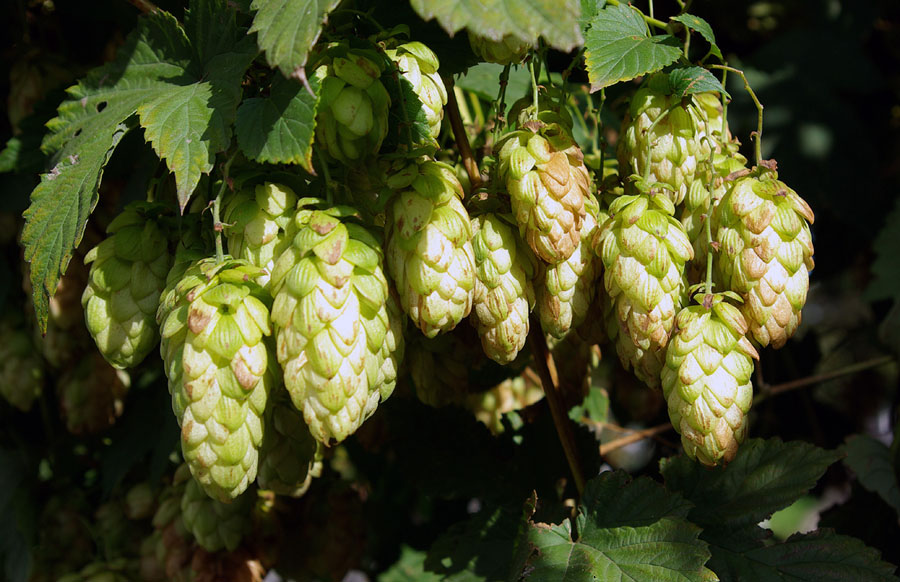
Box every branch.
[753,354,896,405]
[443,76,483,191]
[528,318,586,496]
[598,422,674,456]
[125,0,159,13]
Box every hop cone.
[468,33,531,64]
[0,319,43,411]
[386,42,447,138]
[713,169,815,348]
[270,203,404,444]
[536,192,603,338]
[315,46,391,165]
[257,393,324,497]
[464,376,543,435]
[470,213,535,364]
[594,192,693,388]
[158,258,273,501]
[497,123,590,264]
[385,159,476,337]
[223,182,298,288]
[618,76,720,205]
[58,352,130,434]
[662,298,759,465]
[180,477,252,552]
[57,560,134,582]
[82,202,171,369]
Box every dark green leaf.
[580,471,693,532]
[382,66,438,155]
[844,434,900,517]
[409,0,582,52]
[670,14,722,60]
[661,438,843,529]
[249,0,340,78]
[456,63,531,103]
[584,4,681,91]
[668,66,729,99]
[379,546,442,582]
[712,530,897,581]
[579,0,605,30]
[866,197,900,301]
[236,73,320,172]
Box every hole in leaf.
[96,101,107,113]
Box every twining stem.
[316,149,334,205]
[444,76,482,191]
[720,68,729,138]
[529,58,540,119]
[212,153,236,264]
[709,65,763,165]
[648,0,655,22]
[527,319,586,496]
[606,0,668,30]
[492,64,512,145]
[599,423,673,456]
[703,127,716,298]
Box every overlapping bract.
[82,202,171,369]
[497,124,590,264]
[386,42,447,139]
[257,393,324,497]
[595,193,693,388]
[470,213,535,363]
[713,170,815,348]
[158,258,273,501]
[223,182,298,289]
[315,46,391,165]
[180,477,252,552]
[536,193,603,338]
[385,159,476,337]
[662,299,759,466]
[270,204,404,445]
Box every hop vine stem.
[606,0,668,30]
[444,76,482,191]
[709,64,764,166]
[212,152,236,265]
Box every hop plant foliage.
[386,42,448,139]
[468,33,531,65]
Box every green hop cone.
[618,75,722,205]
[594,192,693,388]
[82,202,171,369]
[257,392,324,497]
[463,376,544,435]
[0,319,44,411]
[180,475,252,552]
[662,297,759,466]
[157,258,274,501]
[470,213,535,364]
[497,123,590,264]
[468,33,531,64]
[58,353,130,434]
[536,192,603,338]
[57,560,134,582]
[223,182,298,289]
[713,168,815,348]
[385,159,476,337]
[315,45,391,165]
[270,202,405,445]
[386,42,447,139]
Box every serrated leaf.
[409,0,582,52]
[712,530,897,582]
[235,73,319,172]
[584,4,682,91]
[669,66,728,99]
[670,14,722,60]
[844,434,900,517]
[579,0,605,30]
[661,438,843,530]
[250,0,339,79]
[379,546,442,582]
[525,471,711,581]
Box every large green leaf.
[661,438,842,530]
[409,0,582,52]
[20,0,254,331]
[668,66,729,99]
[235,73,320,171]
[379,546,442,582]
[583,3,681,91]
[670,14,722,60]
[249,0,340,79]
[844,434,900,517]
[525,472,711,581]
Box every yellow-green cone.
[257,392,324,497]
[180,475,252,552]
[314,45,391,165]
[0,319,44,411]
[223,182,298,289]
[662,297,759,466]
[386,42,447,139]
[536,192,603,338]
[594,192,693,388]
[470,213,535,364]
[385,159,476,337]
[157,258,273,501]
[468,33,531,65]
[497,123,590,264]
[713,169,815,348]
[82,202,171,369]
[270,202,404,445]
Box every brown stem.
[126,0,159,13]
[753,354,896,405]
[443,76,483,191]
[527,318,586,496]
[599,423,673,456]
